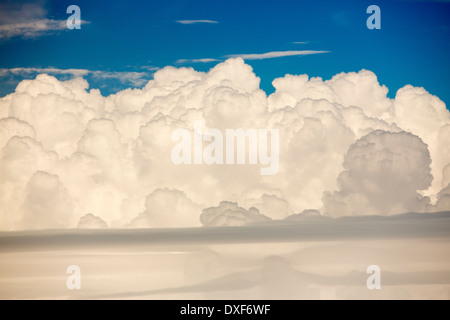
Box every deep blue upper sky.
[0,0,449,109]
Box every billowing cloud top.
[0,58,449,230]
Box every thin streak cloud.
[176,58,220,64]
[0,67,151,86]
[0,67,90,77]
[176,20,218,24]
[226,50,330,60]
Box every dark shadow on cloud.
[1,211,449,253]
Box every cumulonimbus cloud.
[0,58,449,230]
[323,130,433,216]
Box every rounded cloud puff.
[0,58,449,230]
[323,130,432,216]
[200,201,270,227]
[128,188,202,228]
[77,213,108,229]
[22,171,74,230]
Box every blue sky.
[0,0,449,109]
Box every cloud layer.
[0,58,449,230]
[0,68,152,87]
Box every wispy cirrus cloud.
[292,41,309,44]
[0,2,88,40]
[0,67,89,77]
[0,19,68,40]
[226,50,330,60]
[175,50,329,64]
[140,65,160,72]
[0,2,46,24]
[176,20,218,24]
[91,71,151,86]
[176,58,220,64]
[0,67,151,87]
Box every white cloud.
[323,130,433,216]
[0,67,151,87]
[91,70,150,86]
[140,65,160,72]
[0,2,89,40]
[0,19,67,39]
[200,201,270,227]
[0,58,449,230]
[292,41,309,44]
[176,20,218,24]
[176,58,220,64]
[239,187,293,219]
[21,171,74,230]
[128,189,203,228]
[77,213,108,229]
[0,67,90,77]
[226,50,330,60]
[0,2,47,24]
